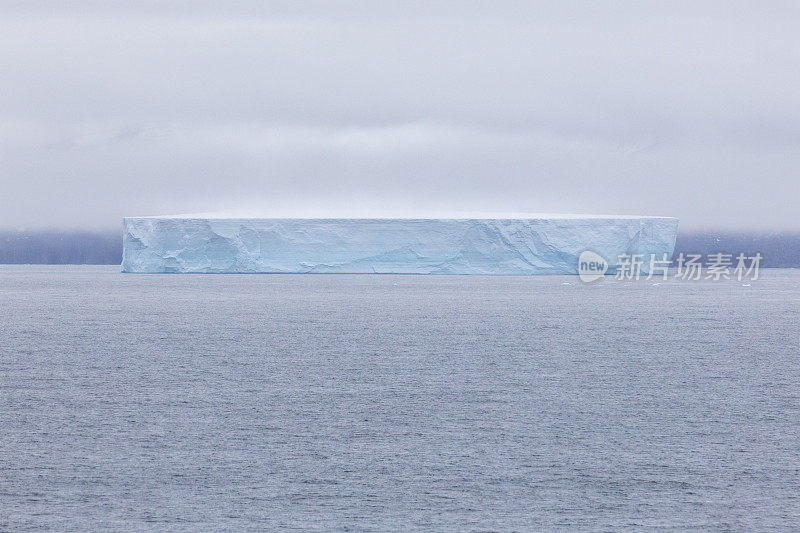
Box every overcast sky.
[1,1,799,231]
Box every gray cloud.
[1,1,799,230]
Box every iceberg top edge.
[124,214,678,222]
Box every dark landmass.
[0,230,798,267]
[673,232,800,268]
[0,231,122,265]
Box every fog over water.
[1,1,799,231]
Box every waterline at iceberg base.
[121,216,678,274]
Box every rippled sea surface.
[2,266,799,531]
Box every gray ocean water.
[1,266,799,531]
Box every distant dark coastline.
[0,231,122,265]
[673,232,800,268]
[1,230,798,267]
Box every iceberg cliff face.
[121,216,678,274]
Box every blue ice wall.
[121,217,678,274]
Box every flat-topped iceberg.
[121,215,678,274]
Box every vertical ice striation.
[121,216,678,274]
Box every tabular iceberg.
[121,215,678,274]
